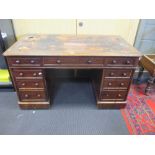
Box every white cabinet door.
[77,19,139,45]
[13,19,76,40]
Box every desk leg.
[137,66,144,84]
[145,76,155,95]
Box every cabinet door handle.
[37,94,41,97]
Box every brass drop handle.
[108,82,112,86]
[35,82,39,86]
[16,60,20,64]
[24,94,29,98]
[87,60,92,64]
[112,60,117,64]
[21,82,26,86]
[30,60,35,64]
[123,73,127,76]
[118,94,122,97]
[19,72,23,76]
[56,59,61,64]
[120,82,124,86]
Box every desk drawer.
[16,79,45,89]
[7,57,42,67]
[12,69,43,79]
[19,90,47,101]
[100,90,127,101]
[102,79,130,89]
[104,69,132,77]
[105,57,137,67]
[44,56,104,66]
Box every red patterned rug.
[121,83,155,135]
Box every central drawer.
[44,56,104,66]
[18,90,47,101]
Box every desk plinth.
[3,35,140,109]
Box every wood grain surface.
[3,34,140,56]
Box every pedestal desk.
[3,35,140,109]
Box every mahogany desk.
[3,35,140,109]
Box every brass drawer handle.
[33,73,37,76]
[19,72,23,76]
[21,82,26,86]
[118,94,122,97]
[108,82,112,86]
[30,60,35,64]
[87,60,92,64]
[122,73,127,76]
[15,60,20,64]
[24,94,29,98]
[110,72,115,76]
[112,60,117,64]
[35,82,39,86]
[120,82,124,86]
[126,60,131,64]
[38,72,42,76]
[56,60,61,64]
[37,94,41,97]
[105,94,109,97]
